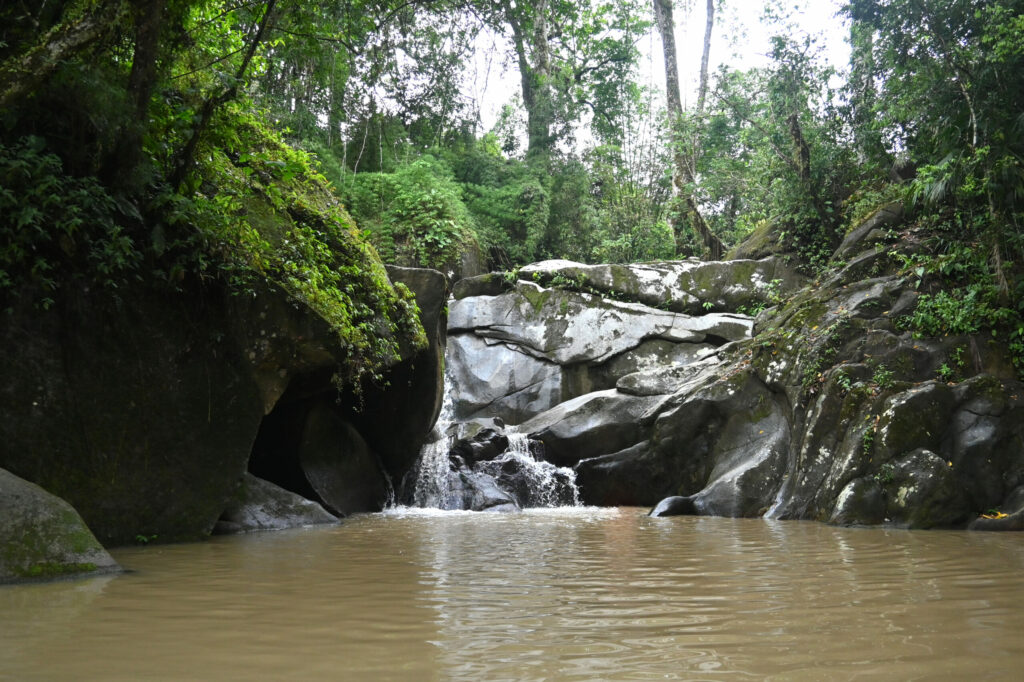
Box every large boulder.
[214,472,338,534]
[299,403,390,516]
[449,281,752,365]
[352,266,448,479]
[1,468,120,583]
[448,333,562,423]
[518,257,804,315]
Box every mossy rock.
[1,468,120,584]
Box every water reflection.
[2,510,1023,680]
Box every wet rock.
[518,389,669,467]
[649,496,700,517]
[455,471,521,512]
[969,486,1024,531]
[575,442,676,506]
[299,404,389,516]
[449,427,510,467]
[1,468,120,584]
[214,473,338,534]
[829,478,887,526]
[354,266,448,478]
[880,449,968,529]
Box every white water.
[411,367,456,508]
[407,363,580,510]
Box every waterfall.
[411,369,456,509]
[406,364,580,510]
[481,433,580,508]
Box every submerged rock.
[0,468,120,583]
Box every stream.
[3,508,1023,680]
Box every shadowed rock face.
[446,246,1024,530]
[0,265,447,546]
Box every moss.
[520,285,554,316]
[15,562,98,579]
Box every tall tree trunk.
[508,1,553,166]
[696,0,714,115]
[0,1,130,111]
[104,0,167,187]
[653,0,725,260]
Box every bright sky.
[468,0,851,133]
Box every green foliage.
[340,155,478,270]
[183,103,428,384]
[0,136,139,308]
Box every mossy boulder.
[1,468,120,583]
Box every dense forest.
[1,0,1023,373]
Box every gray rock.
[448,333,562,424]
[518,257,804,315]
[1,468,120,584]
[833,202,903,260]
[215,473,338,534]
[449,281,752,366]
[648,496,700,517]
[829,477,886,526]
[518,389,669,467]
[880,449,968,528]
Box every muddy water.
[3,508,1023,681]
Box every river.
[3,508,1023,680]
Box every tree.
[653,0,725,259]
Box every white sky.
[468,0,851,133]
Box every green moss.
[520,285,554,315]
[15,562,98,579]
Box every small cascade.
[411,372,457,509]
[405,368,580,510]
[479,433,580,508]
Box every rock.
[214,473,338,534]
[518,389,669,467]
[829,478,887,526]
[649,496,700,517]
[833,202,903,260]
[299,403,390,516]
[880,449,968,528]
[0,284,265,546]
[1,468,120,584]
[448,333,562,423]
[449,281,752,366]
[449,427,510,467]
[518,257,804,315]
[575,442,677,506]
[455,471,521,512]
[615,357,719,396]
[969,486,1024,531]
[354,266,448,478]
[452,272,511,299]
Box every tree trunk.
[104,0,168,187]
[508,1,553,166]
[0,1,130,111]
[696,0,714,115]
[653,0,725,260]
